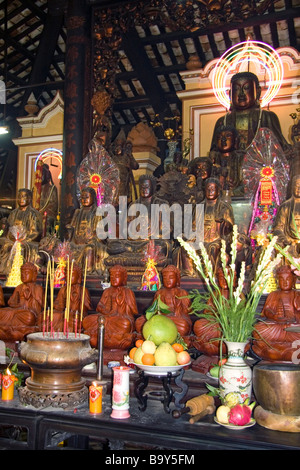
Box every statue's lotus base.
[254,405,300,432]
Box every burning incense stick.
[43,260,50,336]
[79,257,88,334]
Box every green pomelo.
[133,346,144,364]
[142,314,178,346]
[154,342,177,366]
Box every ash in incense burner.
[18,332,98,410]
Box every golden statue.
[0,189,43,273]
[65,187,108,274]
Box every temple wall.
[12,92,64,196]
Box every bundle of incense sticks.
[78,256,88,337]
[42,257,55,337]
[42,256,88,338]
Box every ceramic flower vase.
[219,341,252,402]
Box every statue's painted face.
[217,130,235,153]
[21,263,36,283]
[110,268,125,287]
[18,190,31,208]
[81,190,94,207]
[205,182,219,200]
[162,270,178,289]
[140,179,153,198]
[231,77,257,110]
[278,271,294,291]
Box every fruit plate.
[214,417,256,430]
[133,362,191,376]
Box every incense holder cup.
[18,332,98,409]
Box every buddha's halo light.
[212,39,284,110]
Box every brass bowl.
[253,362,300,416]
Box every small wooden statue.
[251,264,300,361]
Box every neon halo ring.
[212,39,284,109]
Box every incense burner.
[18,332,98,409]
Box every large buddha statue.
[0,188,43,274]
[0,262,43,342]
[135,264,193,347]
[65,187,108,274]
[210,71,291,155]
[272,174,300,257]
[251,265,300,361]
[82,265,138,362]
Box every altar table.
[0,393,299,451]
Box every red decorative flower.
[260,166,274,178]
[90,173,102,186]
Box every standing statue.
[135,265,192,347]
[65,187,108,274]
[0,188,43,273]
[201,177,234,272]
[251,265,300,361]
[0,262,43,342]
[38,163,59,232]
[82,265,138,361]
[109,130,139,203]
[210,71,291,155]
[210,125,244,196]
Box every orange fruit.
[218,358,227,367]
[172,343,184,353]
[135,339,144,348]
[129,347,137,360]
[176,351,191,365]
[141,353,155,366]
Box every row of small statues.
[0,261,299,367]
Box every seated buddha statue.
[251,264,300,361]
[105,174,172,268]
[65,187,108,274]
[210,71,291,156]
[48,263,93,334]
[0,189,43,274]
[136,265,193,347]
[272,174,300,257]
[0,262,43,342]
[82,265,138,361]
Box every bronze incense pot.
[18,332,98,409]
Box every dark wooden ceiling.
[0,0,299,204]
